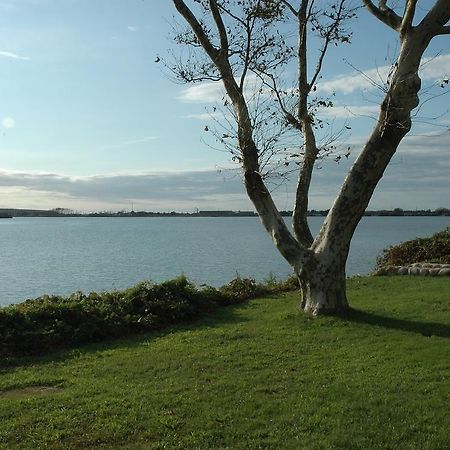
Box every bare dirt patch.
[0,385,63,399]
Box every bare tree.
[170,0,450,315]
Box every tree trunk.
[298,257,349,316]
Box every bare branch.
[239,13,254,90]
[254,69,302,130]
[362,0,402,31]
[217,2,247,27]
[309,0,349,90]
[209,0,229,55]
[281,0,298,16]
[297,0,309,119]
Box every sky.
[0,0,449,212]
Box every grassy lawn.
[1,276,449,449]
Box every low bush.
[376,227,450,270]
[218,274,299,303]
[0,274,299,357]
[219,277,266,302]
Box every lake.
[0,216,448,306]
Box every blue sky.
[0,0,449,212]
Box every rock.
[376,262,450,277]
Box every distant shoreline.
[1,208,449,218]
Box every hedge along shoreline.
[0,275,299,358]
[376,227,450,270]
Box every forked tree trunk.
[173,0,450,316]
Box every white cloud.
[318,53,450,95]
[318,65,390,94]
[397,130,450,155]
[0,50,30,61]
[127,25,138,32]
[96,135,158,151]
[320,104,379,119]
[2,117,15,128]
[121,135,157,145]
[178,74,267,104]
[178,81,225,103]
[420,53,450,81]
[182,112,226,120]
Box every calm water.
[0,216,448,306]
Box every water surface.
[0,216,448,306]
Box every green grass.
[1,276,450,449]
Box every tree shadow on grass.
[341,308,450,338]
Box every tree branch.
[281,0,298,16]
[313,27,429,258]
[437,25,450,35]
[209,0,229,56]
[362,0,402,31]
[417,0,450,39]
[172,0,220,62]
[400,0,417,36]
[291,0,315,246]
[292,126,316,247]
[256,71,302,130]
[239,15,254,91]
[217,3,247,27]
[309,0,347,90]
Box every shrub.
[376,227,450,270]
[0,274,299,358]
[274,274,300,292]
[219,276,267,302]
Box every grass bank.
[1,276,450,449]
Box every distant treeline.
[1,207,449,218]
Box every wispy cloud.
[420,54,450,81]
[318,66,390,95]
[127,25,138,32]
[182,112,226,120]
[178,81,225,103]
[318,53,450,95]
[397,130,450,155]
[320,104,379,119]
[121,135,157,145]
[98,135,158,151]
[0,50,31,61]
